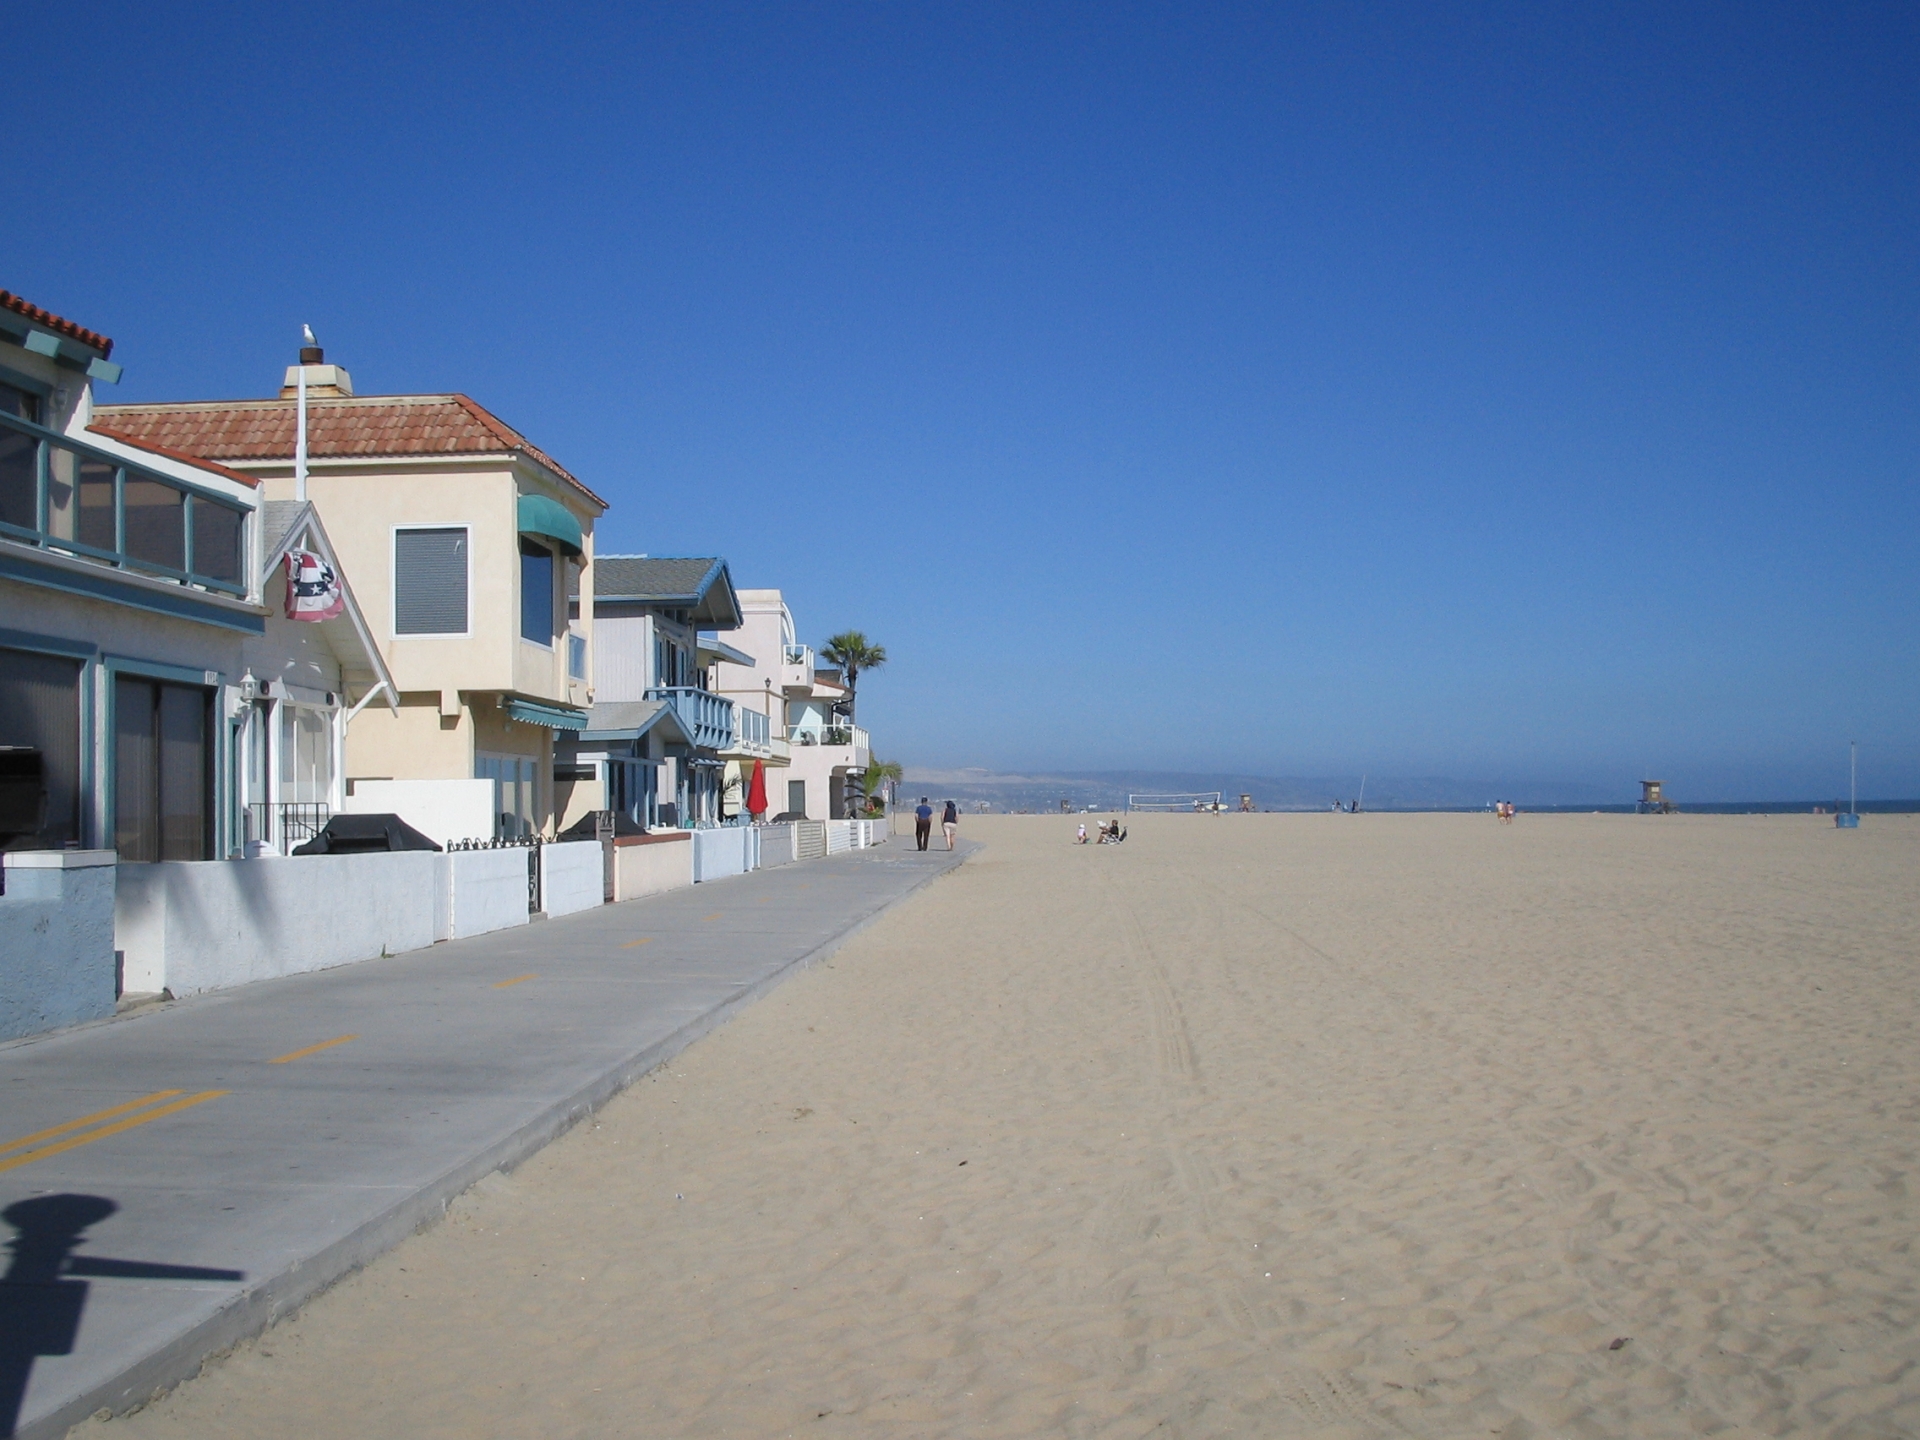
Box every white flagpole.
[295,328,309,503]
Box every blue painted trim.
[0,546,265,634]
[504,697,588,730]
[0,624,98,659]
[104,654,224,686]
[0,360,51,398]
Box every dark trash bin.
[292,813,442,856]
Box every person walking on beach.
[914,797,933,850]
[941,799,959,850]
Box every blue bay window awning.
[504,697,588,730]
[517,494,584,557]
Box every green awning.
[517,494,583,557]
[504,697,588,730]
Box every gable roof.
[256,499,399,714]
[0,290,113,357]
[91,393,605,509]
[578,555,741,629]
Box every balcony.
[720,705,783,762]
[645,685,735,752]
[788,722,870,759]
[0,411,250,596]
[779,644,814,693]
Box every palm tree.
[861,758,904,815]
[820,631,887,720]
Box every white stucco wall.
[0,850,118,1040]
[447,848,531,939]
[691,826,758,882]
[541,841,602,917]
[113,852,445,999]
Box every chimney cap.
[299,344,324,364]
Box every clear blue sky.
[14,3,1917,798]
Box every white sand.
[84,813,1920,1438]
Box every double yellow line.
[0,1089,227,1175]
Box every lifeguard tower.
[1238,793,1254,812]
[1637,780,1676,815]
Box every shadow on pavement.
[1,1195,244,1437]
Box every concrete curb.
[30,842,978,1440]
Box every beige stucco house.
[96,344,604,840]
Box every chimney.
[280,339,354,399]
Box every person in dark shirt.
[941,799,958,850]
[914,798,933,851]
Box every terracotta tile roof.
[91,394,606,508]
[85,423,261,488]
[0,291,114,357]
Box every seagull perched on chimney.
[302,324,317,347]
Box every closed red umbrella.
[747,759,768,817]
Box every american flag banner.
[284,549,345,621]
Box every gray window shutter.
[394,528,469,635]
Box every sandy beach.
[82,813,1919,1439]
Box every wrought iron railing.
[0,410,250,596]
[247,802,331,854]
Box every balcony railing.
[788,722,870,754]
[645,685,736,752]
[0,411,250,596]
[719,706,777,759]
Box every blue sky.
[14,2,1917,797]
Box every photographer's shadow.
[1,1195,244,1437]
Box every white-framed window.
[277,704,335,804]
[394,526,470,636]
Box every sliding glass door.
[114,675,213,861]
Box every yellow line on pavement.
[702,913,722,921]
[0,1091,184,1158]
[269,1034,359,1065]
[620,937,653,949]
[493,974,538,989]
[0,1091,228,1175]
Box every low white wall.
[541,841,603,917]
[115,852,445,999]
[691,827,758,882]
[345,778,497,847]
[448,848,530,939]
[1,851,118,1039]
[826,820,854,854]
[756,823,796,867]
[614,835,692,900]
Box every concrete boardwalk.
[0,837,973,1439]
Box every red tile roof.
[86,424,262,488]
[0,291,114,357]
[91,394,605,508]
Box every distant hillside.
[897,768,1617,812]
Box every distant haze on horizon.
[12,3,1916,800]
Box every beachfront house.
[95,342,604,844]
[712,589,870,819]
[0,292,396,864]
[558,556,750,830]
